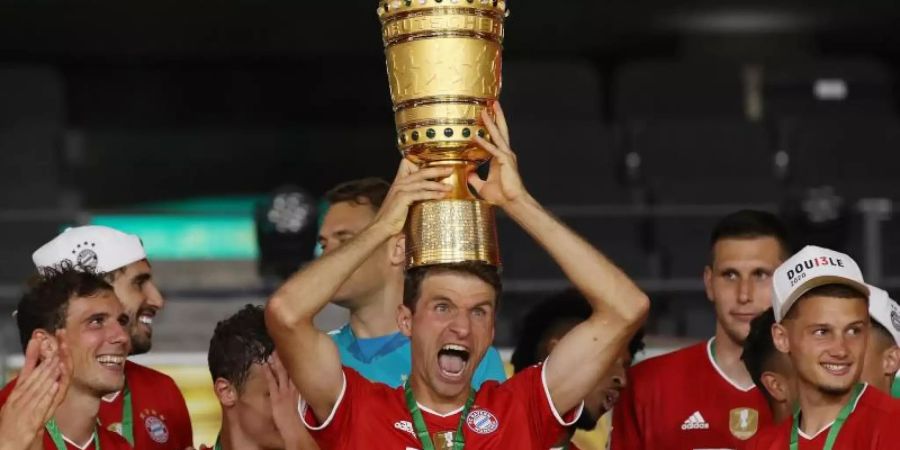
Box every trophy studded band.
[377,0,508,268]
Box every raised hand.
[0,335,70,450]
[372,159,453,236]
[264,352,319,450]
[469,102,530,208]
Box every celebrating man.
[266,104,649,449]
[203,305,317,450]
[0,266,133,450]
[860,285,900,394]
[745,245,900,449]
[742,308,796,423]
[613,210,788,448]
[33,225,193,449]
[319,178,505,387]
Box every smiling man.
[745,245,900,449]
[0,266,133,450]
[33,226,193,449]
[613,210,788,449]
[266,104,649,449]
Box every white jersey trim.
[706,338,755,392]
[63,433,96,450]
[417,402,464,418]
[798,383,869,440]
[101,390,121,403]
[298,370,347,431]
[541,357,585,427]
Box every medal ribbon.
[214,435,222,450]
[790,383,864,450]
[404,380,475,450]
[46,418,101,450]
[121,386,134,445]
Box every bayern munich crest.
[466,409,499,435]
[141,410,170,444]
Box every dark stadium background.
[1,0,900,441]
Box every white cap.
[32,225,146,274]
[867,284,900,346]
[772,245,869,322]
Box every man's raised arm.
[471,104,650,415]
[265,161,451,422]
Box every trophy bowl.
[378,0,508,268]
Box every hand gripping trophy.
[377,0,509,268]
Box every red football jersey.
[611,339,772,450]
[302,364,580,449]
[0,378,132,450]
[743,385,900,450]
[99,360,194,449]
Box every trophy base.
[405,199,500,268]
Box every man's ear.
[398,304,413,338]
[882,346,900,377]
[760,371,787,402]
[703,266,714,303]
[389,235,406,267]
[772,323,790,354]
[31,329,59,361]
[214,378,237,408]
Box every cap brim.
[779,275,870,322]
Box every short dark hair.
[710,210,790,260]
[16,264,113,350]
[511,289,645,373]
[403,262,502,313]
[324,177,390,211]
[208,304,274,392]
[785,283,868,321]
[742,308,779,402]
[872,320,894,346]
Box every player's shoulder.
[343,365,402,397]
[125,360,178,386]
[857,384,900,416]
[631,340,709,378]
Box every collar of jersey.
[707,338,756,392]
[334,323,409,363]
[797,383,869,440]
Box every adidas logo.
[680,411,710,430]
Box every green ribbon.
[404,380,475,450]
[45,418,100,450]
[214,435,222,450]
[790,383,864,450]
[121,386,134,445]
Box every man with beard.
[745,245,900,449]
[202,305,317,450]
[319,178,505,387]
[510,289,645,450]
[0,266,133,450]
[612,210,788,449]
[266,104,650,449]
[33,226,193,449]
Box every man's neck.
[348,280,403,339]
[53,385,101,445]
[409,374,469,416]
[797,382,857,436]
[711,328,754,389]
[219,414,263,450]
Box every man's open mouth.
[437,344,470,379]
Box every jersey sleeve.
[610,370,643,450]
[299,366,370,449]
[501,363,583,448]
[472,346,507,388]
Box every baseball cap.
[32,225,146,274]
[772,245,869,322]
[867,284,900,346]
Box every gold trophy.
[377,0,508,268]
